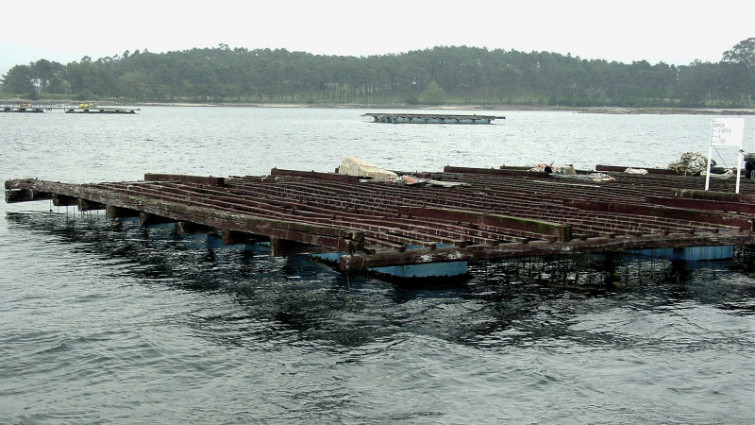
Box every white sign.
[710,118,744,147]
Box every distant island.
[1,39,753,110]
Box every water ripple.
[2,109,754,424]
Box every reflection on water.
[3,210,754,424]
[7,210,754,351]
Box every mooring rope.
[712,145,729,168]
[346,271,354,308]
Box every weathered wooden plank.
[647,196,755,215]
[673,188,755,203]
[443,165,552,179]
[567,200,752,232]
[398,206,572,241]
[270,168,361,182]
[595,164,681,175]
[144,173,226,186]
[4,179,365,252]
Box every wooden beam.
[5,188,36,203]
[270,168,361,182]
[339,233,755,271]
[144,173,225,186]
[443,165,552,179]
[221,229,267,245]
[595,164,680,175]
[568,200,752,232]
[647,196,755,215]
[78,199,105,211]
[269,237,334,256]
[139,212,177,226]
[5,179,364,253]
[4,184,53,203]
[398,206,572,241]
[106,205,140,219]
[53,194,77,206]
[673,189,755,203]
[176,221,213,235]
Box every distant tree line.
[2,38,753,108]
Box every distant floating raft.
[364,112,504,124]
[1,105,44,113]
[2,104,140,114]
[65,106,139,114]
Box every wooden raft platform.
[65,106,139,114]
[364,113,505,124]
[5,166,755,276]
[1,105,44,113]
[0,104,139,114]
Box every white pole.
[705,142,713,191]
[736,149,743,194]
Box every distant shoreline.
[127,102,755,115]
[3,98,753,115]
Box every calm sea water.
[1,107,754,424]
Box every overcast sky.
[1,0,753,76]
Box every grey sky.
[1,0,753,76]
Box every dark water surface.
[1,107,754,424]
